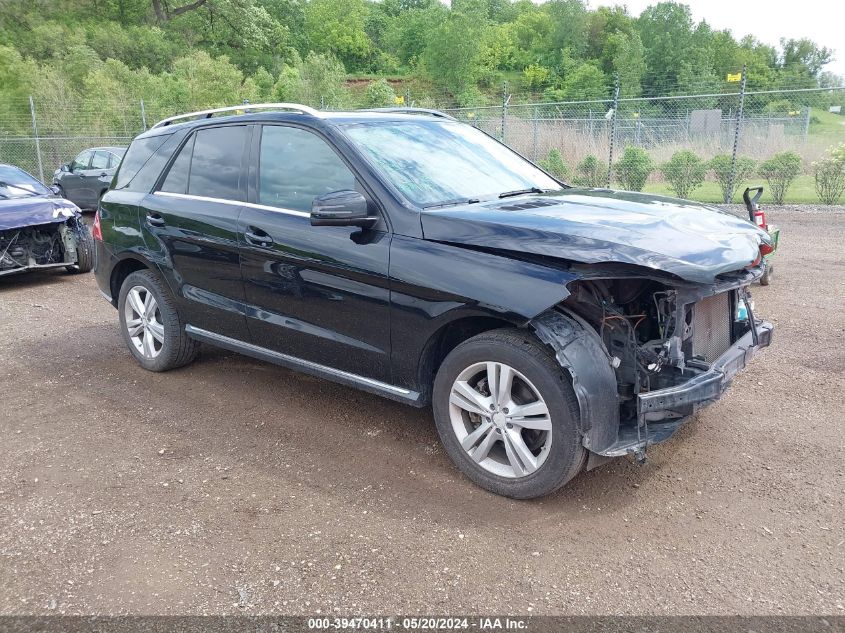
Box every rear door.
[143,124,251,340]
[85,151,112,206]
[237,123,392,381]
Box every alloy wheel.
[124,285,164,359]
[448,361,552,478]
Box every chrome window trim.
[153,191,310,218]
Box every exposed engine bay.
[560,276,755,426]
[0,218,84,275]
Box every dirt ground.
[1,207,843,616]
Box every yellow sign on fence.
[726,73,742,82]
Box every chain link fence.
[444,87,842,164]
[2,82,843,202]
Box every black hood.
[420,189,771,284]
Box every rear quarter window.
[113,134,173,191]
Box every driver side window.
[258,125,356,213]
[72,151,92,171]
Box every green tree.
[574,155,608,187]
[538,148,569,180]
[304,0,372,71]
[661,150,707,199]
[364,78,397,107]
[813,144,845,205]
[759,152,801,204]
[272,52,349,109]
[710,154,756,203]
[420,13,486,99]
[614,146,653,191]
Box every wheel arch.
[529,309,620,455]
[110,255,152,305]
[416,313,525,405]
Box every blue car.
[0,163,94,277]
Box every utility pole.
[501,82,510,143]
[606,75,620,188]
[727,64,748,203]
[140,99,148,131]
[29,96,45,183]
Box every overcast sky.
[594,0,845,77]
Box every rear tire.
[432,328,585,499]
[118,270,198,372]
[65,225,94,274]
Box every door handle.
[146,213,166,227]
[244,226,274,247]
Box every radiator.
[692,292,732,362]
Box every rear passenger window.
[160,136,194,194]
[259,126,356,212]
[91,151,109,170]
[188,126,246,201]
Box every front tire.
[432,329,585,499]
[118,270,198,372]
[66,225,94,274]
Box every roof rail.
[363,107,456,121]
[151,103,321,129]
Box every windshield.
[341,120,561,207]
[0,165,51,199]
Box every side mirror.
[311,190,377,228]
[61,164,71,173]
[49,185,62,195]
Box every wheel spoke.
[451,381,491,416]
[126,318,144,337]
[508,399,548,419]
[461,420,493,451]
[127,289,145,316]
[509,415,552,431]
[485,363,500,404]
[142,329,156,358]
[142,291,154,316]
[503,429,538,475]
[469,427,499,463]
[147,320,165,343]
[496,363,514,407]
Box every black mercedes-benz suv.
[94,104,773,499]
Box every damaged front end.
[0,215,87,276]
[532,265,772,462]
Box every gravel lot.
[1,207,843,616]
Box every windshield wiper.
[423,197,481,209]
[498,187,544,199]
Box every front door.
[62,150,92,207]
[142,124,251,341]
[238,124,392,381]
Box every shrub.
[813,144,845,205]
[538,148,569,180]
[614,146,653,192]
[363,78,396,107]
[574,155,608,188]
[710,154,756,203]
[759,152,802,204]
[660,150,707,199]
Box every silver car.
[53,146,126,210]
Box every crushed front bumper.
[598,320,773,457]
